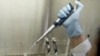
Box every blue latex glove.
[58,0,84,38]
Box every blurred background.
[0,0,99,56]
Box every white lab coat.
[71,39,91,56]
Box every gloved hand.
[58,0,84,38]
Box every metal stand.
[52,38,58,56]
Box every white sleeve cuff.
[70,39,91,56]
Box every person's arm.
[58,1,91,56]
[70,34,86,48]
